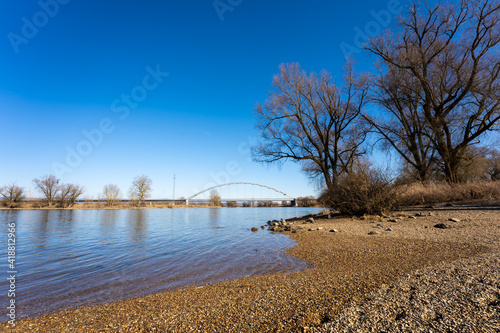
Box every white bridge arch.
[187,182,295,204]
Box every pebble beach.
[3,204,499,332]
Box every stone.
[434,223,450,229]
[388,219,397,222]
[329,229,338,233]
[260,225,265,229]
[317,227,323,230]
[449,218,460,223]
[307,217,315,224]
[251,227,258,232]
[409,216,416,219]
[368,231,380,235]
[386,228,393,231]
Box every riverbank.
[4,204,499,332]
[0,203,317,210]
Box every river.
[0,207,323,320]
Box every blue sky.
[1,0,407,199]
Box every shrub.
[321,167,398,216]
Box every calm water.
[0,207,323,320]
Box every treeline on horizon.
[251,0,500,215]
[0,174,320,209]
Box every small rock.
[373,226,382,229]
[251,227,258,232]
[388,219,397,222]
[449,218,460,223]
[260,225,265,229]
[329,229,338,233]
[317,227,323,230]
[386,228,393,231]
[434,223,450,229]
[409,216,416,219]
[368,231,380,235]
[307,217,315,224]
[307,228,314,231]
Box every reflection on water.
[0,207,323,321]
[100,209,118,236]
[127,209,148,243]
[208,208,220,231]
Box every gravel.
[3,204,498,332]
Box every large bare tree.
[33,174,60,206]
[366,63,437,182]
[252,62,369,191]
[366,0,500,183]
[128,175,152,206]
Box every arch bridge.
[186,182,296,206]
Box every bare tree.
[128,175,152,206]
[33,174,60,206]
[366,63,437,182]
[209,189,221,207]
[58,184,85,208]
[0,183,25,205]
[366,0,500,183]
[252,62,369,191]
[103,184,121,206]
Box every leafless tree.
[366,0,500,183]
[252,62,369,191]
[33,174,60,206]
[128,175,152,206]
[0,183,25,204]
[103,184,121,206]
[58,184,85,208]
[366,63,437,182]
[209,189,221,207]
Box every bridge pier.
[291,199,296,207]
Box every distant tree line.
[0,174,153,208]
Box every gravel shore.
[3,204,498,332]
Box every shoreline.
[4,205,499,332]
[0,205,322,210]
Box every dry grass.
[396,181,500,206]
